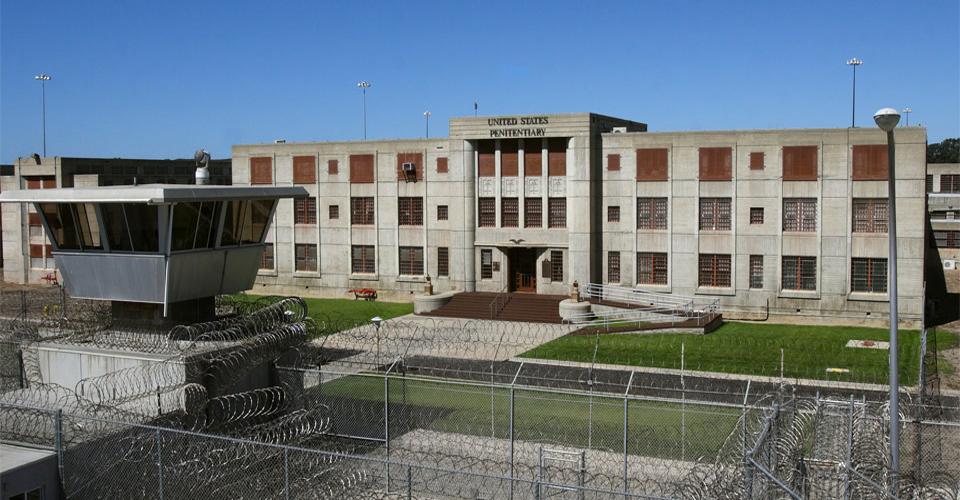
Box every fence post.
[844,395,854,500]
[384,370,391,493]
[681,342,686,462]
[283,446,290,500]
[156,428,164,500]
[509,385,515,500]
[406,465,412,500]
[623,371,634,497]
[54,409,63,472]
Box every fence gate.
[536,447,586,499]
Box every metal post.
[851,63,857,127]
[844,396,854,500]
[623,371,634,496]
[156,428,164,500]
[40,77,47,156]
[384,371,391,492]
[55,409,63,472]
[681,342,686,461]
[509,385,515,500]
[284,447,290,500]
[886,128,900,492]
[362,86,368,140]
[406,465,412,500]
[536,446,543,500]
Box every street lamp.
[902,107,912,127]
[423,111,431,138]
[371,316,383,367]
[357,81,371,140]
[846,58,863,127]
[874,106,901,493]
[34,73,52,156]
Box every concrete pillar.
[462,140,477,291]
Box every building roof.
[0,184,307,204]
[0,443,55,473]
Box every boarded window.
[607,154,621,171]
[698,254,731,288]
[295,244,318,272]
[260,243,274,270]
[783,198,817,232]
[293,156,316,184]
[699,198,732,231]
[436,157,448,173]
[351,197,375,225]
[480,249,493,279]
[398,197,423,226]
[294,197,317,224]
[941,175,960,193]
[749,152,765,170]
[351,245,375,274]
[250,157,273,184]
[750,207,764,225]
[548,198,566,228]
[329,205,339,220]
[637,198,668,230]
[607,206,620,223]
[637,252,668,285]
[851,257,887,293]
[30,244,44,258]
[547,138,567,176]
[500,140,519,176]
[478,198,496,227]
[607,252,620,283]
[524,139,542,176]
[398,246,424,275]
[437,247,449,277]
[26,176,56,189]
[699,147,732,181]
[437,205,448,221]
[782,256,817,291]
[782,146,818,181]
[397,152,424,181]
[749,255,763,289]
[28,212,42,228]
[501,198,519,227]
[349,154,375,183]
[852,198,888,233]
[524,198,542,228]
[328,159,339,175]
[636,148,668,181]
[852,145,888,180]
[550,250,564,282]
[478,141,495,177]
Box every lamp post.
[34,73,52,156]
[902,107,912,127]
[357,81,371,140]
[874,107,901,493]
[423,111,431,138]
[371,316,383,368]
[846,58,863,127]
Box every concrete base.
[558,299,591,321]
[414,291,456,314]
[111,297,217,328]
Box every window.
[294,197,317,224]
[636,148,668,181]
[749,255,763,289]
[852,145,888,180]
[437,247,449,277]
[851,258,887,293]
[349,154,375,183]
[501,198,519,227]
[327,159,339,175]
[329,205,339,220]
[607,154,621,171]
[260,243,275,270]
[749,152,765,170]
[698,254,731,288]
[547,138,567,176]
[351,245,375,274]
[699,147,732,181]
[250,157,272,184]
[548,198,566,228]
[782,198,816,232]
[852,198,888,233]
[170,202,219,251]
[437,157,448,173]
[478,198,496,227]
[398,246,424,275]
[941,175,960,193]
[782,146,818,181]
[607,206,620,223]
[525,198,542,228]
[397,152,423,181]
[8,487,42,500]
[295,244,317,272]
[293,156,316,184]
[28,212,43,238]
[351,197,375,225]
[750,207,764,225]
[782,256,816,291]
[550,250,564,282]
[637,252,668,285]
[934,231,960,248]
[926,175,934,193]
[699,198,731,231]
[398,197,423,226]
[607,252,620,283]
[637,198,668,230]
[437,205,449,221]
[480,249,493,279]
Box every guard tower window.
[220,199,274,246]
[171,202,220,251]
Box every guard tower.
[0,184,307,325]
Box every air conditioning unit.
[401,162,416,172]
[944,260,956,270]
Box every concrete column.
[462,140,477,291]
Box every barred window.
[260,243,275,270]
[698,254,731,288]
[607,206,620,223]
[398,197,423,226]
[637,198,668,230]
[607,252,620,283]
[351,197,375,225]
[524,198,542,228]
[295,244,317,272]
[398,246,424,275]
[782,256,816,291]
[934,231,960,248]
[294,197,317,224]
[480,249,493,279]
[852,198,888,233]
[851,258,887,293]
[351,245,375,274]
[926,175,934,193]
[548,198,566,228]
[437,205,448,221]
[637,252,668,285]
[699,198,731,231]
[437,247,449,277]
[782,198,817,232]
[942,175,960,193]
[750,207,764,225]
[550,250,564,282]
[478,198,496,227]
[501,198,519,227]
[328,205,339,220]
[749,255,763,289]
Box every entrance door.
[510,248,537,293]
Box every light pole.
[423,111,431,138]
[902,107,912,126]
[874,107,901,493]
[357,81,371,140]
[371,316,383,368]
[846,58,863,127]
[34,73,52,156]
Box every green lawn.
[520,322,958,386]
[231,294,413,329]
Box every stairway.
[421,292,565,323]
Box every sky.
[1,0,958,162]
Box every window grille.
[607,252,620,283]
[478,198,496,227]
[295,244,317,272]
[782,198,816,232]
[852,198,888,233]
[607,206,620,223]
[437,247,449,277]
[398,197,423,226]
[294,197,316,224]
[750,207,764,225]
[328,205,339,220]
[637,252,668,285]
[524,198,542,228]
[699,198,731,231]
[501,198,519,227]
[548,198,566,228]
[260,244,274,270]
[637,198,668,230]
[398,246,424,275]
[550,250,564,282]
[749,255,763,289]
[351,197,375,225]
[698,254,731,287]
[351,245,375,274]
[480,249,493,279]
[782,256,817,291]
[437,205,448,221]
[851,257,887,293]
[941,174,960,193]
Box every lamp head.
[371,316,383,328]
[873,108,900,132]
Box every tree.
[928,138,960,163]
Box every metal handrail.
[488,283,510,320]
[580,283,720,313]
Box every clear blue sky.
[1,0,958,162]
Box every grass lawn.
[231,294,413,329]
[319,374,740,461]
[520,322,959,386]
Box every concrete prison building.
[233,112,928,326]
